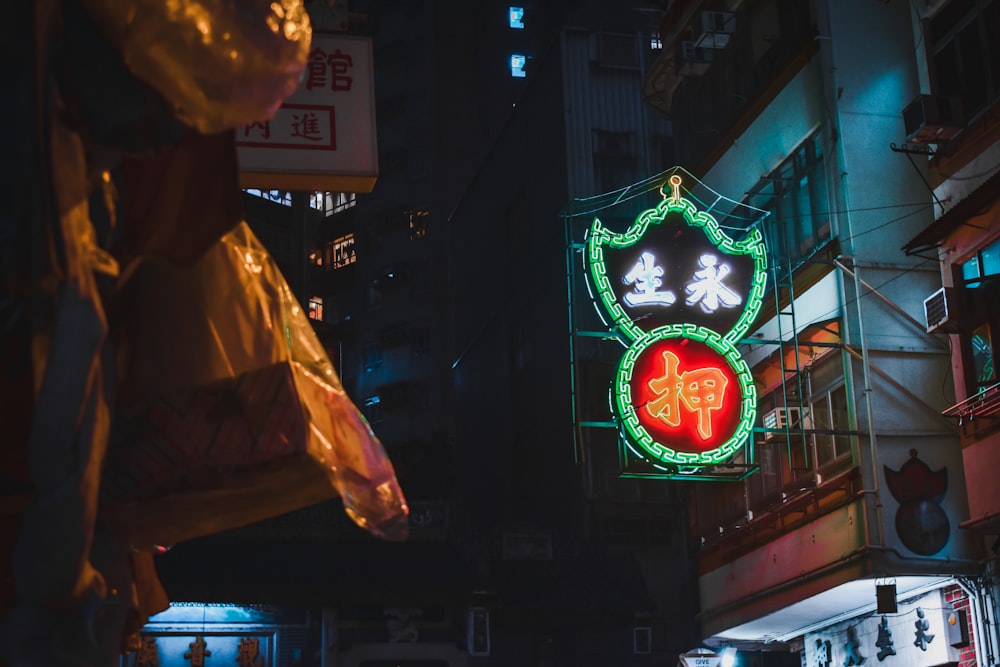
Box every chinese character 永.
[685,253,741,313]
[914,607,934,651]
[236,637,265,667]
[306,47,353,92]
[646,350,728,440]
[184,636,212,667]
[622,251,676,307]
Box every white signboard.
[237,33,378,192]
[679,653,721,667]
[804,588,961,667]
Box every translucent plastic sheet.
[81,0,311,133]
[106,223,408,543]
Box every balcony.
[942,381,1000,424]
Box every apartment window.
[803,349,853,478]
[410,326,429,355]
[747,132,831,266]
[509,6,524,29]
[363,340,383,372]
[650,30,662,50]
[243,189,292,206]
[308,296,324,321]
[308,191,354,216]
[811,384,851,469]
[958,236,1000,391]
[367,279,383,310]
[593,130,637,193]
[326,234,356,270]
[408,208,429,239]
[596,32,639,68]
[378,324,408,349]
[511,54,527,78]
[929,0,1000,119]
[363,395,383,424]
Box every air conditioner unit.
[923,286,961,334]
[693,11,736,49]
[762,406,810,440]
[902,94,965,144]
[675,41,714,76]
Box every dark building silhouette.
[150,2,696,667]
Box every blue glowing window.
[509,7,524,29]
[510,54,527,78]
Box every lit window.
[334,192,357,214]
[509,7,524,29]
[511,54,527,78]
[363,395,382,423]
[243,189,292,206]
[308,296,323,321]
[959,237,1000,392]
[408,209,429,239]
[328,234,357,270]
[650,30,662,50]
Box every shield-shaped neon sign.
[585,175,767,468]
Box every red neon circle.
[629,338,742,454]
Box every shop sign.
[237,33,378,193]
[679,652,721,667]
[804,591,961,667]
[133,633,270,667]
[584,175,766,470]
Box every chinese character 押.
[646,350,728,440]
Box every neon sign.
[586,175,766,469]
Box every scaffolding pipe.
[834,258,947,349]
[845,257,885,548]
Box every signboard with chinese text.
[585,175,766,470]
[237,33,378,192]
[803,589,962,667]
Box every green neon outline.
[585,194,767,345]
[615,324,757,466]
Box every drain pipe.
[957,577,993,667]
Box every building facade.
[138,3,694,667]
[641,0,996,665]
